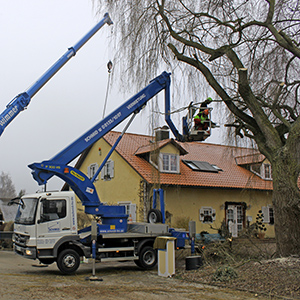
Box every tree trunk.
[272,150,300,256]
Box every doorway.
[226,203,245,237]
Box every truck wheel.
[137,246,157,269]
[147,209,162,224]
[56,249,80,275]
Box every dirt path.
[0,250,269,300]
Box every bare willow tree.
[95,0,300,256]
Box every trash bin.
[185,255,203,270]
[154,236,176,277]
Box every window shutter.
[129,203,136,221]
[109,160,114,178]
[101,160,114,180]
[88,163,99,180]
[212,209,216,221]
[95,163,99,181]
[199,208,205,221]
[261,206,269,223]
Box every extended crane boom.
[28,71,184,216]
[0,13,112,136]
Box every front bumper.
[14,244,37,260]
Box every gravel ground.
[0,250,270,300]
[177,256,300,299]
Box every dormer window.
[159,153,179,173]
[264,164,272,179]
[250,163,272,180]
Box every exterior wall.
[160,144,180,155]
[163,186,275,238]
[77,139,143,217]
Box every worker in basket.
[193,97,217,131]
[194,108,210,130]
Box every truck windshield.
[15,198,38,225]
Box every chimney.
[154,125,169,141]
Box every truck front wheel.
[57,249,80,275]
[136,246,157,269]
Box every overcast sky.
[0,0,222,195]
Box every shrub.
[212,265,238,282]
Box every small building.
[66,129,274,238]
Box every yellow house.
[65,129,275,238]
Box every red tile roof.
[102,131,273,191]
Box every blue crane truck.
[11,72,194,274]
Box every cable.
[102,60,113,119]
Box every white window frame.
[250,163,272,180]
[263,164,272,180]
[262,205,274,225]
[100,160,114,181]
[199,207,216,223]
[159,153,180,173]
[118,201,136,222]
[87,163,99,181]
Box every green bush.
[212,265,238,282]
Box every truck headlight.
[25,249,33,256]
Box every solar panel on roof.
[183,160,219,173]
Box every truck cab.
[13,191,82,264]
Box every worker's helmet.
[206,97,213,102]
[204,109,209,115]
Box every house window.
[159,153,179,173]
[101,160,114,181]
[262,205,274,225]
[199,207,216,223]
[264,164,272,179]
[236,206,244,232]
[250,163,272,180]
[88,163,99,181]
[118,202,136,222]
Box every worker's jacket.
[194,113,208,124]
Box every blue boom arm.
[0,13,112,137]
[28,71,183,215]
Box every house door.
[226,205,244,237]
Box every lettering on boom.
[84,130,99,142]
[100,112,122,131]
[126,94,146,110]
[84,112,122,143]
[0,105,19,127]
